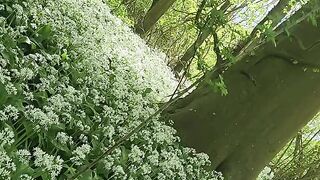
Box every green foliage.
[270,117,320,180]
[0,0,223,179]
[105,0,274,79]
[105,0,152,25]
[206,75,228,96]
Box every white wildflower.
[103,125,115,139]
[257,166,274,180]
[56,132,73,145]
[4,105,19,121]
[19,174,34,180]
[16,149,31,164]
[0,128,15,147]
[70,144,91,165]
[79,134,88,143]
[5,83,17,95]
[128,145,145,163]
[113,165,125,176]
[25,107,59,131]
[0,150,16,179]
[33,147,64,179]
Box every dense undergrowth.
[0,0,224,179]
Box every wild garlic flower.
[0,150,16,179]
[5,83,17,95]
[112,165,126,177]
[33,147,64,179]
[19,174,34,180]
[0,128,15,147]
[128,145,145,163]
[16,149,31,164]
[103,156,115,170]
[4,105,19,121]
[56,132,73,145]
[70,144,91,165]
[25,108,60,131]
[257,166,275,180]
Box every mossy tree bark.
[166,8,320,180]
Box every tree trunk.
[166,9,320,180]
[134,0,176,35]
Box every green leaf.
[142,87,152,97]
[0,83,8,104]
[50,139,71,154]
[120,146,128,166]
[1,48,17,65]
[2,34,17,48]
[37,24,53,41]
[11,162,34,179]
[61,51,68,61]
[206,75,228,96]
[308,14,318,27]
[18,36,32,45]
[77,170,93,180]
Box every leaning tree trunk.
[134,0,176,35]
[166,5,320,180]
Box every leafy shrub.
[0,0,223,179]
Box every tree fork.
[166,10,320,180]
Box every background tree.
[134,0,177,35]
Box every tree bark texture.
[167,12,320,180]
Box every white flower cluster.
[0,128,15,147]
[33,148,64,179]
[70,144,91,165]
[24,105,60,131]
[19,174,34,180]
[0,0,223,179]
[129,145,145,163]
[0,150,16,179]
[257,166,275,180]
[56,132,73,145]
[16,149,31,164]
[0,105,19,122]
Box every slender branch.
[195,0,208,27]
[272,138,295,167]
[212,31,223,67]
